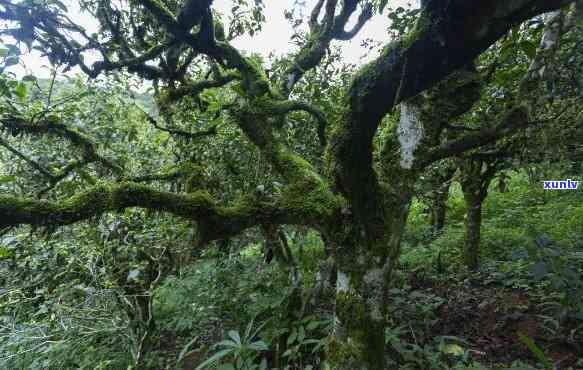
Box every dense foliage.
[0,0,582,369]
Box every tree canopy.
[0,0,582,369]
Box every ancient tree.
[0,0,580,368]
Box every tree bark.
[462,192,482,271]
[460,159,494,271]
[326,201,410,369]
[429,181,451,235]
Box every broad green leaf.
[248,340,268,351]
[0,247,13,259]
[227,330,241,345]
[177,336,200,364]
[517,333,552,370]
[298,325,305,343]
[0,175,16,183]
[15,82,27,99]
[287,328,297,345]
[214,340,238,348]
[195,348,233,370]
[306,321,319,331]
[439,343,464,356]
[530,261,548,281]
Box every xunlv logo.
[543,179,579,190]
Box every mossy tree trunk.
[423,163,456,236]
[324,62,485,367]
[459,158,498,271]
[461,188,483,270]
[429,181,451,235]
[327,213,409,370]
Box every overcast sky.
[8,0,414,79]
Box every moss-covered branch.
[0,181,342,243]
[136,0,327,193]
[520,0,582,97]
[90,43,171,79]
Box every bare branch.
[165,71,239,102]
[418,107,530,168]
[0,116,122,175]
[0,137,54,179]
[334,2,373,40]
[309,0,326,31]
[0,135,99,197]
[139,106,218,140]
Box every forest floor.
[403,271,582,369]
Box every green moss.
[326,291,373,369]
[183,165,207,193]
[327,335,365,369]
[401,9,432,49]
[280,179,341,221]
[336,291,367,331]
[217,194,262,220]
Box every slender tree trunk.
[430,183,450,235]
[462,194,482,271]
[460,158,495,271]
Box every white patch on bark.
[337,271,350,293]
[398,102,424,169]
[287,73,297,91]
